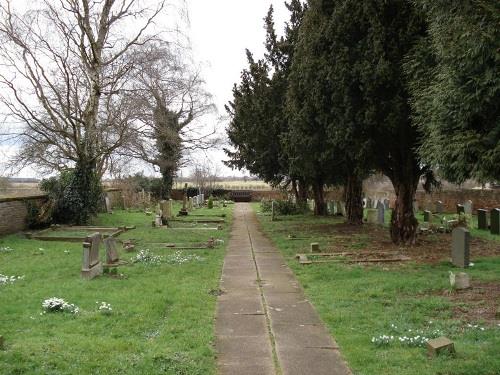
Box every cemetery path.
[215,203,351,375]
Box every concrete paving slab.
[215,203,351,375]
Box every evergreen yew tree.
[225,2,309,202]
[407,0,500,184]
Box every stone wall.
[0,194,47,236]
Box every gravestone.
[362,198,367,208]
[367,198,373,209]
[477,209,488,230]
[188,197,193,211]
[104,196,112,213]
[160,200,172,221]
[383,199,390,210]
[104,237,120,265]
[451,227,470,268]
[427,337,455,358]
[81,233,103,279]
[456,204,465,215]
[376,201,385,225]
[310,243,320,253]
[155,214,162,227]
[178,183,188,216]
[463,200,473,215]
[366,209,377,224]
[491,208,500,235]
[435,201,443,214]
[423,210,433,223]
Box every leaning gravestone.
[81,233,103,279]
[451,227,470,268]
[477,209,488,230]
[376,201,385,225]
[366,209,377,224]
[456,204,465,215]
[491,208,500,235]
[435,201,443,214]
[104,237,120,265]
[463,200,473,215]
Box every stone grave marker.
[383,199,390,210]
[155,214,162,227]
[423,210,433,223]
[160,200,172,221]
[449,271,470,290]
[366,209,377,224]
[456,204,465,215]
[178,183,188,216]
[376,201,385,225]
[491,208,500,235]
[477,209,488,230]
[104,237,120,265]
[362,198,367,208]
[463,200,473,215]
[451,227,470,268]
[104,196,112,213]
[435,201,443,214]
[367,198,373,209]
[310,243,320,253]
[340,201,346,216]
[81,233,103,279]
[427,337,455,357]
[188,197,193,211]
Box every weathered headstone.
[383,199,390,210]
[366,209,377,224]
[188,197,194,211]
[104,237,120,265]
[160,200,172,221]
[451,227,470,268]
[376,201,385,225]
[427,337,455,357]
[463,200,473,215]
[456,204,465,215]
[367,198,373,209]
[179,183,189,216]
[104,196,112,213]
[81,233,103,280]
[362,198,367,208]
[155,214,162,227]
[491,208,500,235]
[435,201,443,214]
[449,272,470,290]
[423,210,433,223]
[477,209,488,230]
[310,243,320,253]
[339,201,346,216]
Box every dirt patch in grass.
[438,281,500,326]
[288,222,500,264]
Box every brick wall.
[0,194,47,236]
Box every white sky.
[1,0,290,179]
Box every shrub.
[207,196,214,209]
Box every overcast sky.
[1,0,290,178]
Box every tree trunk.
[312,181,327,216]
[161,166,175,199]
[344,174,363,225]
[291,179,299,202]
[297,178,308,204]
[390,178,419,245]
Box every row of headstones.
[417,200,474,215]
[192,194,205,208]
[326,201,346,216]
[423,207,500,235]
[81,234,122,279]
[363,198,390,210]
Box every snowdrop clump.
[371,323,444,348]
[42,297,79,314]
[165,251,203,265]
[96,301,113,315]
[0,246,14,253]
[131,249,163,265]
[0,274,24,286]
[466,323,485,331]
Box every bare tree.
[0,0,165,177]
[121,42,220,198]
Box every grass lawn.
[254,203,500,375]
[0,203,232,375]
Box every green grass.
[254,204,500,375]
[0,203,232,375]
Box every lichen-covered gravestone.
[463,200,473,215]
[491,208,500,235]
[451,227,470,268]
[104,237,120,265]
[81,233,103,279]
[477,209,488,230]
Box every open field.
[253,203,500,375]
[0,203,232,374]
